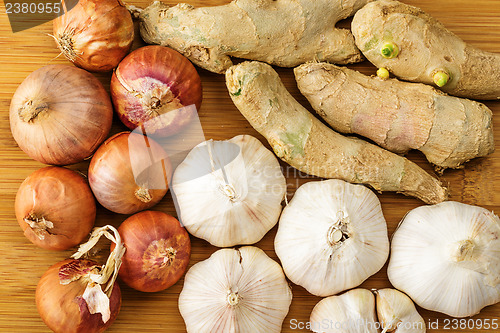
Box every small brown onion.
[53,0,134,72]
[9,64,113,165]
[36,225,125,333]
[88,132,172,214]
[15,166,96,251]
[112,211,191,292]
[111,45,202,137]
[36,259,121,333]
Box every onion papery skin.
[15,166,96,251]
[88,132,172,214]
[9,64,113,165]
[36,259,121,333]
[110,45,202,137]
[53,0,134,72]
[112,210,191,292]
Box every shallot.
[113,210,191,292]
[88,132,172,214]
[9,64,113,165]
[111,45,202,137]
[36,225,125,333]
[15,166,95,251]
[52,0,134,72]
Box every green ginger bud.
[433,71,450,87]
[380,42,399,59]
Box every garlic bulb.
[172,135,286,247]
[375,289,425,333]
[178,246,292,333]
[388,201,500,317]
[275,179,389,296]
[310,289,378,333]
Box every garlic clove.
[310,288,379,333]
[172,135,286,247]
[388,201,500,317]
[275,179,389,296]
[375,289,425,333]
[178,246,292,333]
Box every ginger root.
[294,62,494,170]
[352,0,500,100]
[226,61,448,204]
[139,0,369,74]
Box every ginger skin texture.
[351,0,500,100]
[226,61,448,204]
[139,0,369,74]
[294,62,494,170]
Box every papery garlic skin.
[375,289,426,333]
[178,246,292,333]
[275,179,389,296]
[310,289,379,333]
[388,201,500,317]
[172,135,286,247]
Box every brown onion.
[53,0,134,72]
[15,166,96,251]
[36,225,125,333]
[112,210,191,292]
[88,132,172,214]
[9,64,113,165]
[36,259,121,333]
[111,45,202,137]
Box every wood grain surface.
[1,0,500,332]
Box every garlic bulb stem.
[206,140,217,172]
[207,139,229,183]
[227,291,240,306]
[327,211,350,246]
[221,184,237,201]
[327,226,343,245]
[450,239,475,262]
[208,140,238,201]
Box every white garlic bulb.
[375,289,426,333]
[172,135,286,247]
[388,201,500,317]
[178,246,293,333]
[275,179,389,296]
[310,288,378,333]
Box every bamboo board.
[1,0,500,332]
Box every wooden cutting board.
[1,0,499,332]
